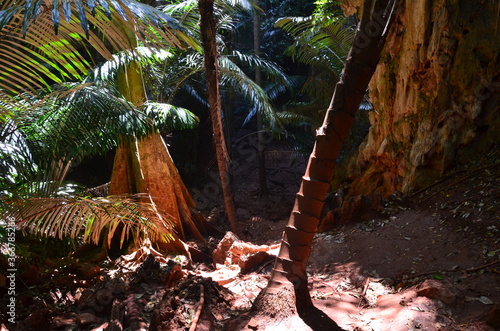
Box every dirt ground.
[226,146,500,330]
[1,142,499,330]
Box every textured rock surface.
[340,0,500,197]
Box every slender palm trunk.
[252,0,400,327]
[199,0,238,234]
[253,1,267,197]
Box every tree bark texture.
[252,0,400,327]
[338,0,500,197]
[199,0,238,234]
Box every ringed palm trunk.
[199,0,238,234]
[109,35,204,252]
[251,0,400,327]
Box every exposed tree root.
[188,284,205,331]
[227,286,343,331]
[150,276,234,331]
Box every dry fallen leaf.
[478,296,493,305]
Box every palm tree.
[276,10,374,176]
[199,0,239,233]
[247,0,400,329]
[0,0,208,252]
[253,0,268,197]
[154,0,291,228]
[1,83,197,249]
[1,0,290,251]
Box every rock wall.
[340,0,500,197]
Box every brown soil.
[1,147,499,330]
[233,153,500,330]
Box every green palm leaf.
[7,194,174,247]
[276,16,354,76]
[13,82,198,165]
[219,54,283,129]
[15,83,147,161]
[275,15,355,105]
[143,101,199,131]
[0,0,196,94]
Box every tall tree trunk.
[254,1,268,197]
[249,0,400,329]
[339,0,500,197]
[199,0,238,234]
[109,33,205,252]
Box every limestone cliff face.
[341,0,499,197]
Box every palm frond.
[162,0,201,40]
[263,80,288,101]
[276,16,354,76]
[7,194,174,248]
[9,81,199,169]
[0,0,195,94]
[300,69,339,102]
[93,47,175,82]
[219,55,281,129]
[14,83,150,162]
[275,111,315,127]
[218,0,254,12]
[227,50,290,86]
[162,0,254,50]
[0,120,38,195]
[143,101,199,131]
[139,50,206,104]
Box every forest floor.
[0,144,499,330]
[220,144,500,330]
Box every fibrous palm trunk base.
[226,285,342,331]
[108,134,222,256]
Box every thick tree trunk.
[339,0,500,197]
[199,0,238,234]
[248,1,399,329]
[109,47,204,251]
